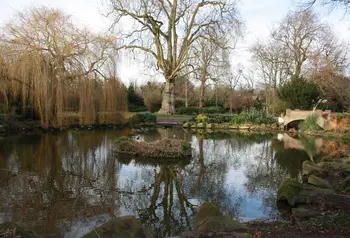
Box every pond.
[0,128,345,237]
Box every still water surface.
[0,128,339,237]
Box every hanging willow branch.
[0,7,128,128]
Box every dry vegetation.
[115,138,191,158]
[0,7,127,128]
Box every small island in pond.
[114,137,192,160]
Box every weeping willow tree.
[0,7,127,128]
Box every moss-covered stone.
[277,178,335,207]
[193,203,249,237]
[194,203,223,228]
[302,161,322,176]
[0,222,40,238]
[308,175,332,189]
[82,216,153,238]
[319,161,342,174]
[196,215,246,232]
[277,179,303,206]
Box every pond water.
[0,128,344,237]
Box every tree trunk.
[199,77,205,108]
[159,79,175,114]
[185,79,188,108]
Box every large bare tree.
[301,0,350,11]
[271,10,326,79]
[106,0,241,114]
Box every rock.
[277,178,335,207]
[308,175,332,189]
[82,216,153,238]
[292,206,321,218]
[302,161,322,176]
[277,179,303,206]
[0,222,40,238]
[194,203,223,228]
[192,203,250,237]
[341,164,350,176]
[319,161,342,173]
[196,215,246,232]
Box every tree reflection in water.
[0,129,133,237]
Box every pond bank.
[182,122,283,132]
[270,146,350,238]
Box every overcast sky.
[0,0,349,85]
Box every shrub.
[195,114,208,124]
[200,107,226,114]
[129,112,157,124]
[143,81,162,112]
[299,114,322,131]
[128,104,148,112]
[206,114,233,123]
[177,106,226,115]
[231,108,276,125]
[272,98,290,116]
[335,113,350,119]
[278,77,320,110]
[342,134,350,144]
[127,85,144,108]
[231,114,246,125]
[177,107,200,115]
[138,112,157,123]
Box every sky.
[0,0,349,85]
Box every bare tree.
[191,37,228,108]
[225,64,243,112]
[106,0,242,114]
[300,0,350,11]
[250,40,290,106]
[271,10,326,79]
